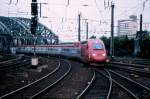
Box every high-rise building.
[117,15,138,38]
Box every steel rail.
[94,69,113,99]
[0,57,30,71]
[76,69,95,99]
[104,69,113,99]
[30,59,72,99]
[109,69,150,93]
[0,55,22,64]
[110,62,150,68]
[0,60,61,99]
[114,57,150,62]
[108,63,150,76]
[99,69,139,99]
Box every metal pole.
[39,3,42,17]
[110,3,114,58]
[67,0,70,5]
[31,0,38,35]
[140,14,142,32]
[31,0,38,54]
[33,37,36,56]
[86,22,88,40]
[139,14,143,52]
[31,0,38,66]
[78,13,81,41]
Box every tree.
[90,35,96,39]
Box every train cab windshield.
[92,43,103,50]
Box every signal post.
[31,0,38,66]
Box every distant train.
[12,43,81,58]
[80,39,108,65]
[11,39,108,65]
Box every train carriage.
[11,39,108,66]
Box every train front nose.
[91,53,107,62]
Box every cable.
[8,0,19,5]
[94,0,105,22]
[15,0,18,5]
[8,0,12,5]
[117,3,142,18]
[142,0,150,11]
[117,0,150,18]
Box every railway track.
[0,55,15,62]
[39,60,93,99]
[108,69,150,99]
[76,69,112,99]
[112,69,150,92]
[113,57,150,66]
[0,55,30,71]
[110,62,150,69]
[0,59,71,99]
[129,59,150,66]
[98,69,134,99]
[107,62,150,77]
[82,66,150,99]
[104,61,150,98]
[0,55,21,63]
[97,69,149,99]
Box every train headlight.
[92,53,96,56]
[102,53,106,57]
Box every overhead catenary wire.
[94,0,105,21]
[117,0,150,18]
[8,0,19,5]
[117,3,142,18]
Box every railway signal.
[31,0,38,35]
[31,0,38,66]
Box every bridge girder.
[0,16,59,46]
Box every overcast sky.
[0,0,150,42]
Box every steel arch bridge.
[0,16,59,46]
[0,16,59,53]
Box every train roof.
[81,39,104,44]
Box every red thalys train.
[13,39,108,64]
[80,39,108,64]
